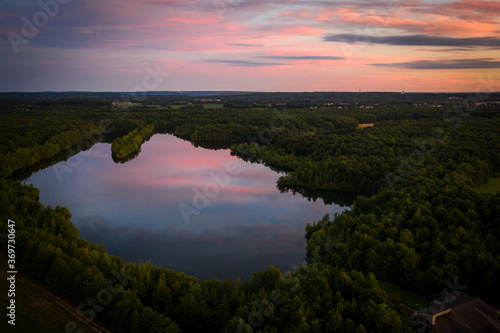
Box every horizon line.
[1,90,499,94]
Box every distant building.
[416,291,500,333]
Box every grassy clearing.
[378,280,431,310]
[0,254,99,333]
[477,176,500,195]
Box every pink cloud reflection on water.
[105,135,280,203]
[25,134,346,279]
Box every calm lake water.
[23,134,349,280]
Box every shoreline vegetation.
[0,93,499,332]
[111,124,155,159]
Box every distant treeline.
[2,91,500,105]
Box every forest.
[0,94,499,332]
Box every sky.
[1,0,499,92]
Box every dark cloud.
[371,58,500,69]
[257,55,344,60]
[202,59,284,67]
[225,43,264,47]
[323,34,500,47]
[415,48,473,53]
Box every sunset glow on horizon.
[1,0,499,92]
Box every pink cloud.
[2,0,499,92]
[419,18,498,37]
[313,0,500,37]
[165,13,220,25]
[416,0,500,25]
[280,26,326,36]
[315,7,498,37]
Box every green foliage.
[304,115,500,303]
[111,124,155,159]
[0,128,94,178]
[476,176,500,195]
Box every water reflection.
[24,134,352,280]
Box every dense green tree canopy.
[1,95,498,332]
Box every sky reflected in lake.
[25,134,347,280]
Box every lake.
[21,134,350,280]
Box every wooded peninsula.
[0,92,499,333]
